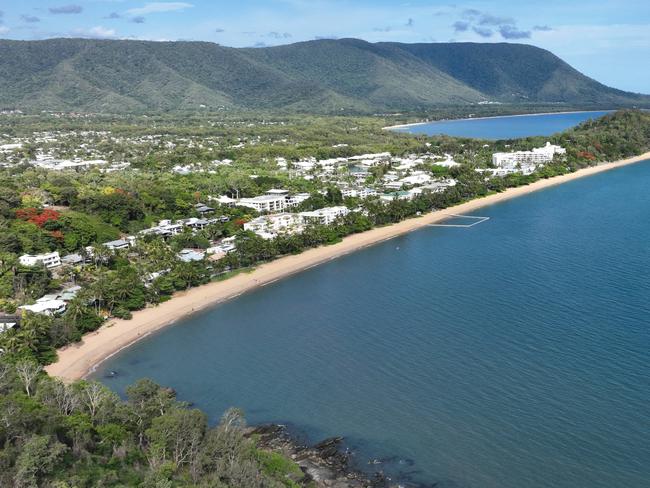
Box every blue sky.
[2,1,649,93]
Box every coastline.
[45,151,650,382]
[382,109,612,131]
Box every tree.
[14,360,42,397]
[146,408,206,469]
[14,435,67,488]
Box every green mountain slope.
[389,42,646,105]
[0,38,647,113]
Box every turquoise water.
[393,111,611,139]
[96,160,650,487]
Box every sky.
[1,1,649,93]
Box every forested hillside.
[1,38,648,114]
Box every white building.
[238,190,311,214]
[399,173,432,186]
[244,213,304,239]
[340,187,378,199]
[18,299,67,316]
[19,252,61,269]
[103,238,133,251]
[492,142,566,171]
[210,195,237,207]
[238,194,289,213]
[207,237,237,255]
[299,206,350,226]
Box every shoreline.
[382,109,612,130]
[45,151,650,382]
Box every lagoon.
[95,160,650,487]
[392,110,611,139]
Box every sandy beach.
[45,152,650,382]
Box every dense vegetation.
[1,38,648,114]
[0,358,308,487]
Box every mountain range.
[1,38,648,114]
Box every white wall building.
[238,190,311,214]
[340,187,378,199]
[18,299,67,316]
[492,142,566,171]
[244,213,304,239]
[299,206,350,226]
[19,252,61,269]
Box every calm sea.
[393,111,611,139]
[95,160,650,488]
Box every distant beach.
[45,151,650,382]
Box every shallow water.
[96,160,650,487]
[392,111,611,139]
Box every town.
[0,121,567,329]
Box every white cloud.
[90,26,116,37]
[126,2,193,16]
[0,26,9,35]
[73,26,117,39]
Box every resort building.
[340,187,378,199]
[244,213,304,239]
[492,142,566,170]
[299,206,350,225]
[238,190,311,214]
[238,194,289,213]
[19,251,62,269]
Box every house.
[207,237,237,256]
[181,218,210,231]
[103,239,132,251]
[140,220,184,238]
[19,252,61,269]
[143,269,170,287]
[299,206,350,226]
[61,253,84,266]
[18,299,67,316]
[0,315,19,334]
[195,203,215,214]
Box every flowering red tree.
[16,208,61,227]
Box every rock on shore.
[249,424,392,487]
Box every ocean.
[95,160,650,487]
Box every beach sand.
[45,152,650,381]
